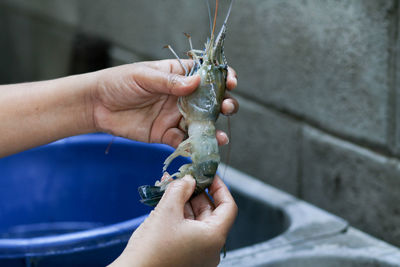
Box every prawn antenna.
[222,116,231,181]
[164,45,188,76]
[212,0,219,38]
[224,0,234,26]
[183,32,194,51]
[206,0,213,36]
[105,137,115,155]
[213,0,234,53]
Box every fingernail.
[225,101,235,114]
[161,172,172,182]
[225,136,230,145]
[229,76,237,88]
[217,131,229,145]
[182,175,194,182]
[182,75,199,86]
[182,175,195,187]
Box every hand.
[110,175,237,267]
[91,60,238,148]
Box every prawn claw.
[138,185,164,207]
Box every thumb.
[164,73,200,96]
[134,67,200,96]
[157,175,196,216]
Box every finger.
[226,66,237,91]
[221,94,239,116]
[184,202,195,220]
[216,130,229,146]
[190,192,215,220]
[160,172,173,183]
[161,128,185,148]
[133,67,200,96]
[157,175,196,217]
[149,96,183,144]
[178,117,187,133]
[145,60,235,90]
[143,59,195,75]
[208,176,238,236]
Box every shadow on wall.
[68,33,111,75]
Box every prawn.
[138,0,234,207]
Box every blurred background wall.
[1,0,399,248]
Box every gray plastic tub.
[221,165,400,267]
[222,228,400,266]
[222,165,347,253]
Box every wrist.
[62,71,99,135]
[38,72,99,139]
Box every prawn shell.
[181,64,227,124]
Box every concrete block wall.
[0,4,76,83]
[1,0,400,247]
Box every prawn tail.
[138,185,165,207]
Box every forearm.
[0,73,96,158]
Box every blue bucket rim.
[0,134,172,258]
[0,215,147,258]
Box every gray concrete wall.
[1,0,400,247]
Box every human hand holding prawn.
[91,59,238,148]
[0,60,237,158]
[110,175,238,267]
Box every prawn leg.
[163,138,192,172]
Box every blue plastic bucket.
[0,134,187,266]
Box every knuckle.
[167,74,180,92]
[169,179,186,192]
[168,178,192,194]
